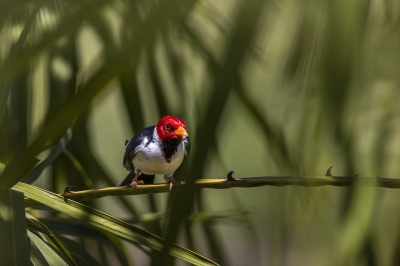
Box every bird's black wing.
[183,137,190,158]
[123,125,155,171]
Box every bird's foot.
[165,176,176,191]
[128,179,144,188]
[127,171,144,188]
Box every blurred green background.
[1,0,400,265]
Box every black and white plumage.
[120,116,190,190]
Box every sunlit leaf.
[26,214,77,266]
[0,0,111,82]
[41,216,139,262]
[29,237,49,266]
[27,230,69,266]
[1,0,196,190]
[15,182,219,266]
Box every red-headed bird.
[120,116,190,190]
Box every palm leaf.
[158,1,268,265]
[55,236,103,266]
[21,129,72,184]
[1,0,196,189]
[0,187,31,266]
[27,230,70,266]
[15,182,219,266]
[41,216,135,263]
[26,214,77,266]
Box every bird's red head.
[156,116,188,141]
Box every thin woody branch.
[22,170,400,207]
[60,170,400,202]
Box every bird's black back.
[123,125,155,171]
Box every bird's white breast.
[132,129,185,176]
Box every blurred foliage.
[1,0,400,265]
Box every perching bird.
[120,116,190,190]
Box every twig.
[57,172,400,203]
[22,170,400,207]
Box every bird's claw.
[128,181,137,188]
[127,171,144,188]
[165,176,176,191]
[127,180,144,188]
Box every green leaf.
[40,216,139,262]
[40,217,116,245]
[72,137,141,220]
[55,236,102,266]
[61,149,93,189]
[0,0,110,83]
[27,230,69,266]
[29,233,50,266]
[26,214,77,266]
[1,0,196,189]
[15,183,219,266]
[158,1,268,263]
[0,3,41,127]
[0,187,31,266]
[21,129,72,184]
[0,81,11,126]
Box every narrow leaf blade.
[27,230,69,266]
[15,183,219,266]
[0,187,31,266]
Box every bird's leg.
[128,171,144,188]
[164,176,176,191]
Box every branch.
[22,170,400,207]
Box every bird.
[120,116,190,190]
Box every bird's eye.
[165,124,171,130]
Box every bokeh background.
[1,0,400,265]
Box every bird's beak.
[175,126,188,139]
